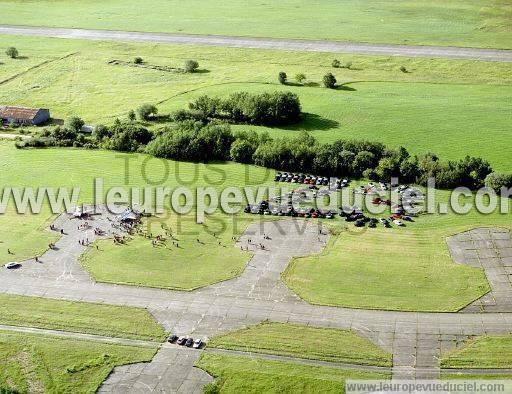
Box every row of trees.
[173,91,302,126]
[278,71,337,89]
[16,116,508,192]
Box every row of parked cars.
[168,334,204,349]
[274,172,349,189]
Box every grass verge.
[207,322,392,367]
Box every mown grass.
[81,213,254,290]
[0,0,511,48]
[0,294,166,341]
[207,322,392,367]
[1,36,511,171]
[197,353,390,394]
[0,142,504,310]
[283,187,512,311]
[0,330,156,393]
[441,335,512,369]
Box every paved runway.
[1,25,511,62]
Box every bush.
[64,116,85,133]
[332,59,341,68]
[400,66,407,73]
[323,73,337,89]
[295,73,306,84]
[136,104,158,121]
[128,110,136,122]
[93,124,111,140]
[106,122,153,152]
[230,138,256,164]
[184,60,199,73]
[134,57,143,64]
[6,47,18,59]
[278,72,287,85]
[485,172,512,192]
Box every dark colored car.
[354,219,366,227]
[185,338,194,347]
[168,334,178,343]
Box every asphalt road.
[1,25,512,62]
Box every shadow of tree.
[283,112,340,131]
[336,84,357,91]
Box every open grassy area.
[0,142,271,288]
[283,186,512,311]
[0,142,504,310]
[197,353,390,394]
[1,36,511,171]
[0,1,511,48]
[441,335,512,369]
[0,330,156,393]
[81,214,253,290]
[0,294,166,341]
[208,322,392,366]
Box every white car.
[393,220,404,227]
[4,262,21,269]
[192,338,203,349]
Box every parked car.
[185,338,194,347]
[274,173,282,182]
[393,220,404,227]
[354,219,366,227]
[177,336,187,345]
[4,262,20,269]
[168,334,178,343]
[192,339,203,349]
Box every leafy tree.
[93,124,111,140]
[184,60,199,73]
[485,172,512,192]
[278,72,287,85]
[230,139,256,164]
[399,157,420,183]
[331,59,341,68]
[5,47,18,59]
[128,110,136,122]
[322,73,337,89]
[65,116,85,133]
[400,66,408,73]
[134,57,143,64]
[352,150,376,176]
[295,73,306,84]
[136,104,158,120]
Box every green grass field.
[283,186,512,311]
[0,0,511,48]
[197,353,390,394]
[0,294,166,341]
[81,214,254,290]
[441,335,512,369]
[0,142,505,310]
[1,36,511,171]
[208,322,392,366]
[0,330,156,393]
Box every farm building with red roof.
[0,106,50,125]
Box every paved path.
[1,211,512,391]
[1,25,512,62]
[448,228,512,313]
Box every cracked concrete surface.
[448,228,512,312]
[1,212,512,391]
